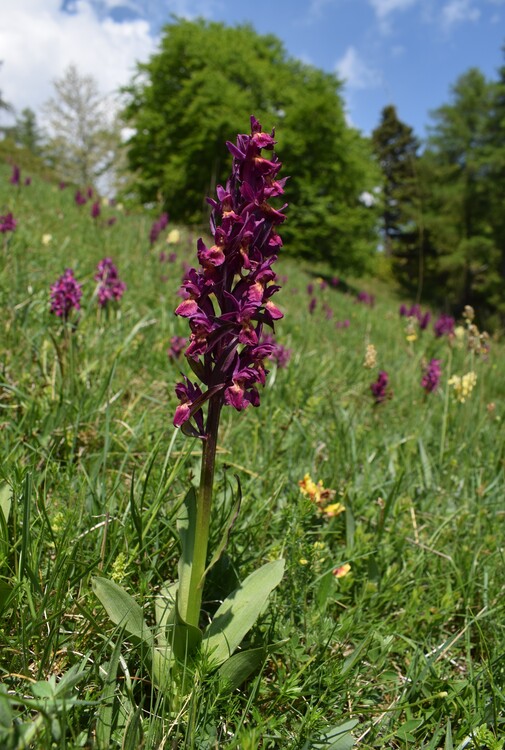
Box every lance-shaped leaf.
[176,487,197,622]
[202,558,284,667]
[92,577,153,645]
[217,646,266,693]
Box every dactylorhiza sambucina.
[94,257,126,308]
[421,358,442,394]
[50,268,82,321]
[173,116,287,436]
[0,213,17,234]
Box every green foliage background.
[122,18,380,275]
[372,55,505,327]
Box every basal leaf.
[202,559,284,667]
[96,638,122,750]
[176,487,197,622]
[92,577,152,645]
[0,485,11,525]
[217,646,266,693]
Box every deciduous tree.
[43,64,119,187]
[123,18,379,272]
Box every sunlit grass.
[1,162,504,748]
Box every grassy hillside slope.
[1,161,504,749]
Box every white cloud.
[369,0,418,17]
[441,0,480,26]
[307,0,338,19]
[0,0,155,123]
[335,46,381,90]
[368,0,419,32]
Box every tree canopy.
[122,18,379,273]
[372,52,505,327]
[43,64,119,188]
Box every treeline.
[1,22,505,323]
[372,60,505,327]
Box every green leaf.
[203,477,241,580]
[395,718,423,742]
[176,487,197,622]
[151,646,174,690]
[0,485,11,525]
[154,581,178,636]
[0,582,13,616]
[122,704,143,750]
[444,719,453,750]
[418,439,433,488]
[152,586,202,686]
[309,719,359,750]
[96,638,123,750]
[217,646,266,693]
[202,559,285,667]
[92,577,153,645]
[170,595,202,661]
[0,686,13,730]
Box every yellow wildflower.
[448,371,477,403]
[42,233,52,246]
[299,558,308,566]
[363,343,377,368]
[453,326,466,348]
[333,563,351,579]
[405,317,417,342]
[298,473,336,509]
[323,502,346,518]
[167,228,181,244]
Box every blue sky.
[1,0,504,138]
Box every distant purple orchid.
[50,269,82,320]
[371,371,390,404]
[91,201,101,219]
[357,290,375,307]
[434,313,455,338]
[336,319,350,329]
[173,116,287,433]
[308,298,317,314]
[0,213,17,233]
[94,257,126,308]
[167,336,188,361]
[323,303,333,320]
[421,359,442,393]
[399,303,431,330]
[75,190,87,206]
[149,212,169,245]
[9,165,20,185]
[24,177,31,187]
[261,333,291,368]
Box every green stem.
[185,393,223,627]
[439,347,453,463]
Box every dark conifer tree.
[424,68,497,317]
[371,105,427,296]
[486,44,505,311]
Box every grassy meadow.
[1,162,505,749]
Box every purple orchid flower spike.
[421,359,442,393]
[173,115,287,435]
[50,269,82,321]
[94,257,126,308]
